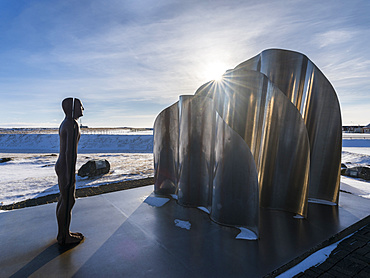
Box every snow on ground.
[236,227,258,240]
[342,133,370,156]
[0,134,153,153]
[0,127,153,135]
[342,150,370,165]
[277,233,354,278]
[340,137,370,198]
[0,128,154,205]
[0,152,153,206]
[340,159,370,199]
[174,219,191,230]
[144,195,170,207]
[341,176,370,199]
[342,148,370,156]
[342,133,370,139]
[1,131,370,206]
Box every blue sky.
[0,0,369,128]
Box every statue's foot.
[58,232,84,246]
[71,232,84,238]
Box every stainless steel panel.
[177,95,215,208]
[212,113,259,235]
[196,70,310,217]
[153,102,179,195]
[236,49,342,204]
[154,94,260,235]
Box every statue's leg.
[56,175,67,243]
[56,177,83,245]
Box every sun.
[203,62,228,82]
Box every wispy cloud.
[314,29,356,48]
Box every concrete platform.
[0,185,369,277]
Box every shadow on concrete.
[9,242,81,278]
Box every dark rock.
[343,166,370,180]
[78,159,110,177]
[344,167,360,178]
[0,157,12,163]
[341,163,347,169]
[358,166,370,180]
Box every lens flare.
[203,62,228,81]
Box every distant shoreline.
[0,127,153,135]
[0,133,153,153]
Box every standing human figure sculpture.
[55,97,84,245]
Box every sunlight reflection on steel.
[196,70,310,217]
[177,95,215,208]
[153,49,342,238]
[235,49,342,204]
[153,102,179,195]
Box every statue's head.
[73,98,84,119]
[62,98,73,118]
[62,97,84,119]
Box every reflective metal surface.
[156,94,260,235]
[196,70,310,217]
[153,49,342,235]
[236,49,342,203]
[177,95,215,208]
[212,111,259,234]
[153,102,179,195]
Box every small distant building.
[354,126,364,133]
[342,125,366,133]
[342,126,354,132]
[363,123,370,133]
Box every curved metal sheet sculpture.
[235,49,342,204]
[154,94,260,235]
[196,70,310,217]
[178,95,259,234]
[153,49,341,238]
[212,110,259,234]
[177,95,215,208]
[153,102,179,195]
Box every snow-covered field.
[0,128,154,206]
[342,133,370,199]
[0,130,370,207]
[343,133,370,155]
[0,133,153,153]
[0,152,154,206]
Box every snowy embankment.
[343,133,370,156]
[341,135,370,199]
[0,134,153,153]
[0,131,154,206]
[342,135,370,167]
[1,132,370,207]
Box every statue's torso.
[55,118,81,177]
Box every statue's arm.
[65,122,77,184]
